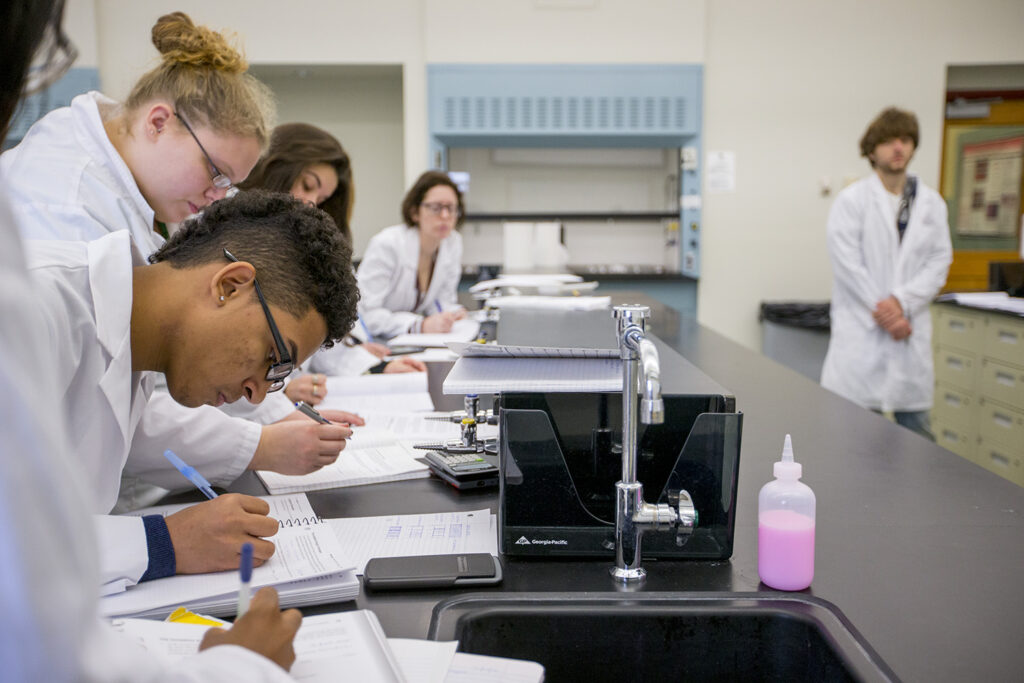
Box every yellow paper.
[166,606,229,627]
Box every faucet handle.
[613,304,651,330]
[640,397,664,424]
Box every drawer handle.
[992,412,1013,428]
[950,320,967,331]
[946,357,964,369]
[997,330,1019,344]
[988,451,1010,467]
[941,429,959,443]
[995,371,1016,387]
[944,394,962,407]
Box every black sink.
[428,592,898,682]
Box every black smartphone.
[424,450,499,490]
[363,553,502,591]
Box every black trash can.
[759,302,831,382]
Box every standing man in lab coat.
[821,107,952,440]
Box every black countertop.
[231,294,1024,682]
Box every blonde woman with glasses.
[0,13,356,539]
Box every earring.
[219,295,225,302]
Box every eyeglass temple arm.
[221,248,293,364]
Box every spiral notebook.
[105,494,358,618]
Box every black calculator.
[424,450,499,490]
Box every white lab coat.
[821,173,952,412]
[356,223,463,338]
[0,90,262,510]
[24,231,259,592]
[0,91,164,256]
[1,195,293,682]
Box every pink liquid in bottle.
[758,508,815,591]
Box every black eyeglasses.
[176,112,234,190]
[223,248,294,392]
[420,202,461,218]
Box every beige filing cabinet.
[932,302,1024,487]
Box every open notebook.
[111,609,544,683]
[105,494,358,618]
[256,411,499,495]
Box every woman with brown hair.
[232,124,425,409]
[239,122,354,243]
[357,170,468,339]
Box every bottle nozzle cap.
[774,433,802,478]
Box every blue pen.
[357,315,375,343]
[162,449,218,500]
[237,542,254,617]
[434,300,443,314]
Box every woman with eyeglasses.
[232,124,426,409]
[1,11,272,254]
[356,170,468,339]
[1,12,355,509]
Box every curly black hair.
[150,189,358,348]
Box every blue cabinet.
[428,64,701,147]
[427,64,704,279]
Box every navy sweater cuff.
[140,514,176,582]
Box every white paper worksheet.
[326,509,497,574]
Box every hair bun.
[151,11,247,74]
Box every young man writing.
[27,190,359,588]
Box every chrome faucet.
[611,304,697,582]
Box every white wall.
[249,66,406,256]
[700,0,1024,350]
[68,0,1024,349]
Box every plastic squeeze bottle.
[758,434,815,591]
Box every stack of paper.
[319,372,434,413]
[469,273,583,293]
[443,356,622,395]
[257,442,430,495]
[448,340,617,359]
[111,610,545,683]
[387,318,481,349]
[936,291,1024,315]
[483,295,611,311]
[104,494,357,619]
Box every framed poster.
[955,135,1023,237]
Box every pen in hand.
[434,300,443,315]
[163,449,218,500]
[294,400,332,425]
[237,542,253,617]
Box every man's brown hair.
[860,107,919,167]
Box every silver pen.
[294,400,331,424]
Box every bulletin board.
[946,126,1024,251]
[955,135,1023,237]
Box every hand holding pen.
[294,400,333,425]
